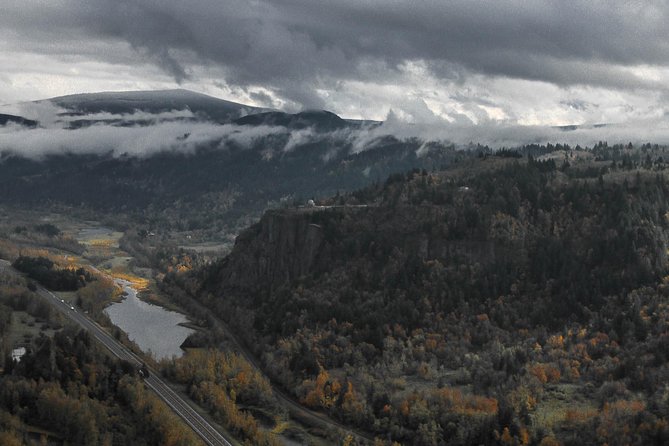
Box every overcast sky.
[2,0,669,127]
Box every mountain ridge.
[4,89,380,130]
[0,113,37,128]
[44,88,265,123]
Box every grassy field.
[7,311,59,350]
[178,241,232,255]
[532,383,598,433]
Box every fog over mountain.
[2,90,669,161]
[0,90,460,225]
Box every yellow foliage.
[107,269,150,290]
[602,399,645,416]
[399,399,411,417]
[89,238,114,248]
[595,400,646,445]
[547,334,565,349]
[528,363,561,384]
[509,386,537,415]
[302,369,329,408]
[564,408,598,424]
[301,368,350,411]
[500,427,513,445]
[434,387,498,416]
[530,364,548,383]
[342,381,365,418]
[572,343,591,361]
[589,332,609,347]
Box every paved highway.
[0,261,233,446]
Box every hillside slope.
[0,135,461,239]
[185,152,669,445]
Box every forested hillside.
[0,136,459,238]
[171,146,669,445]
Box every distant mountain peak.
[43,89,265,123]
[50,88,222,103]
[18,89,377,129]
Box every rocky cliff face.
[186,153,669,446]
[194,162,669,407]
[210,203,521,299]
[214,210,328,292]
[204,163,669,329]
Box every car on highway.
[138,363,150,379]
[70,306,75,310]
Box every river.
[104,279,194,360]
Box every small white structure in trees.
[12,347,26,362]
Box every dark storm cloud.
[2,1,669,108]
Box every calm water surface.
[104,279,194,360]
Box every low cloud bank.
[2,104,669,161]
